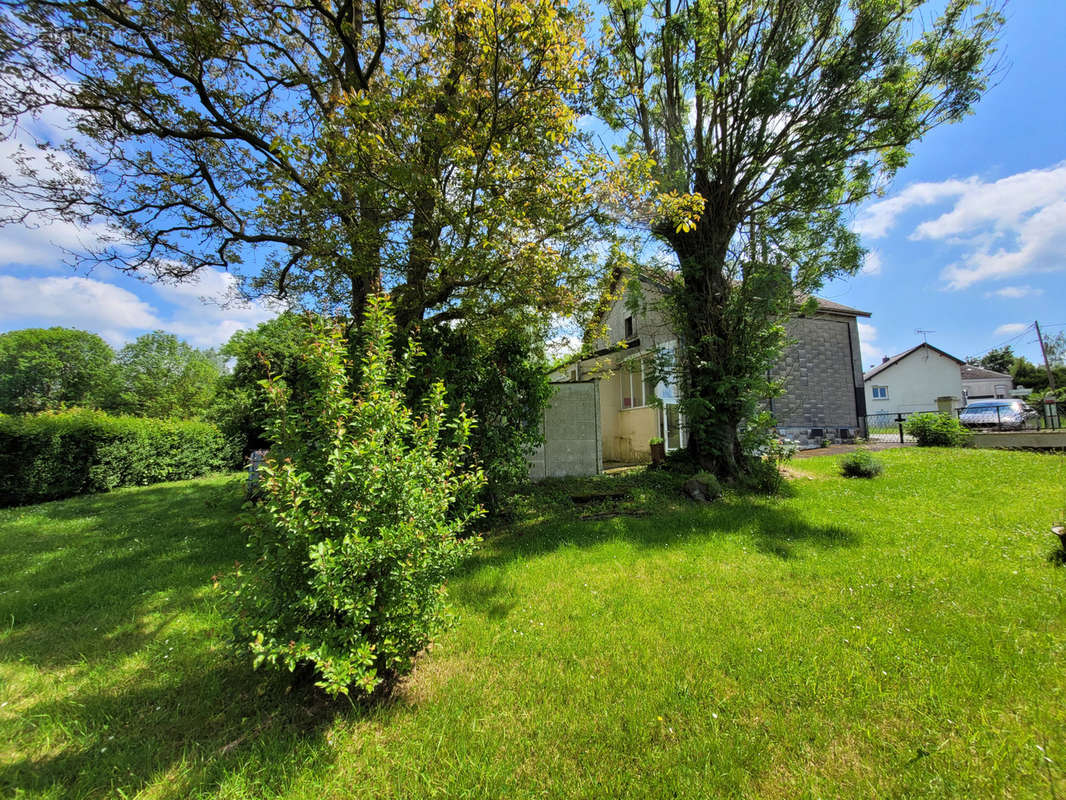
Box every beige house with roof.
[552,277,871,463]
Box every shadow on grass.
[0,477,392,798]
[0,478,248,668]
[0,660,356,798]
[485,495,854,565]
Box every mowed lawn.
[1,449,1064,799]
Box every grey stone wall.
[528,381,602,479]
[771,315,862,446]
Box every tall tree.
[1041,331,1066,368]
[0,0,608,333]
[0,327,118,413]
[115,331,221,418]
[972,345,1014,374]
[595,0,1002,476]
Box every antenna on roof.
[915,328,935,343]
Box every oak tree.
[0,0,607,332]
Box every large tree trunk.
[668,219,748,479]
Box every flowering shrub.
[224,298,484,698]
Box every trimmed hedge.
[0,409,240,506]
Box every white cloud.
[985,285,1043,299]
[861,250,883,276]
[993,322,1029,337]
[857,321,886,366]
[940,198,1066,289]
[0,269,280,348]
[853,179,975,238]
[855,163,1066,291]
[911,164,1066,241]
[0,275,158,337]
[0,218,116,268]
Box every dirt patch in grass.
[780,465,820,481]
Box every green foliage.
[904,413,973,448]
[973,346,1014,374]
[691,471,722,499]
[411,325,552,514]
[1012,356,1066,395]
[839,449,884,479]
[0,0,607,338]
[737,458,785,495]
[1041,331,1066,368]
[0,409,238,506]
[225,298,484,699]
[211,314,315,454]
[595,0,1002,477]
[0,328,118,413]
[114,331,222,419]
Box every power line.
[965,323,1035,362]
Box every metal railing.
[862,401,1062,443]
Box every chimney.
[881,355,890,363]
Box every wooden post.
[1035,320,1057,391]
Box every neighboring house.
[551,276,870,463]
[961,364,1013,401]
[862,343,964,414]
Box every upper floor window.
[871,385,888,400]
[624,315,634,339]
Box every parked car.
[958,399,1038,430]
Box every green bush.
[224,298,484,699]
[738,457,784,494]
[839,448,883,478]
[0,409,239,506]
[903,413,973,447]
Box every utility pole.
[1035,320,1057,391]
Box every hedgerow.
[0,409,239,506]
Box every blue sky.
[0,1,1064,364]
[822,0,1066,369]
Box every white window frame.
[871,385,889,400]
[620,354,654,410]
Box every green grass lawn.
[1,448,1065,799]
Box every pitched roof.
[961,364,1012,381]
[808,297,871,317]
[863,342,964,381]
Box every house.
[550,276,870,463]
[862,343,964,414]
[961,364,1013,401]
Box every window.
[569,368,578,382]
[624,315,634,339]
[620,355,657,409]
[871,385,889,400]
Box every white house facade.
[862,343,964,414]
